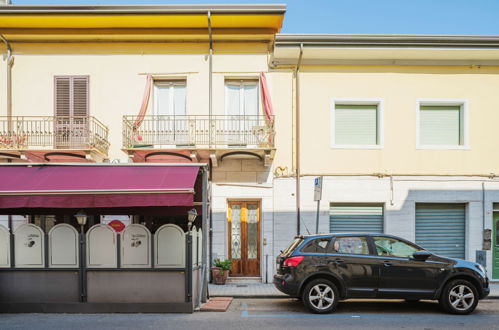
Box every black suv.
[274,233,489,314]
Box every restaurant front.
[0,163,209,313]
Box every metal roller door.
[415,203,465,259]
[330,204,384,233]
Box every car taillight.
[283,256,304,267]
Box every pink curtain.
[260,72,274,122]
[133,74,153,129]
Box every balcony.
[123,115,275,166]
[0,116,109,162]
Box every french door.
[228,201,260,277]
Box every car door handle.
[334,258,344,265]
[383,261,392,267]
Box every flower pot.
[211,267,229,285]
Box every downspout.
[295,43,303,235]
[0,35,13,132]
[207,11,213,148]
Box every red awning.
[0,164,200,209]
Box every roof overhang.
[273,34,499,66]
[0,4,286,42]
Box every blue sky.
[11,0,499,35]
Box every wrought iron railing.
[0,116,110,155]
[123,115,275,149]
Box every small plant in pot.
[211,258,232,285]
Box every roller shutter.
[330,204,383,233]
[415,203,465,259]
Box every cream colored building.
[0,4,498,281]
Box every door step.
[226,277,262,284]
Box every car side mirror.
[412,251,432,261]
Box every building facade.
[0,5,498,282]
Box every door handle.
[383,260,392,267]
[334,258,344,265]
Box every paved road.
[1,298,499,330]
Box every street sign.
[314,176,323,201]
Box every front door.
[228,201,260,276]
[493,214,499,279]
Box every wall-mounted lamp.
[187,208,198,231]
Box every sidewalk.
[209,283,499,299]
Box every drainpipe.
[295,43,303,235]
[207,11,213,148]
[0,35,13,132]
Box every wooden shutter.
[72,77,89,117]
[54,77,71,117]
[54,76,89,117]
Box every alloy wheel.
[308,284,334,310]
[449,284,475,312]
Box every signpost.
[314,176,323,234]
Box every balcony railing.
[123,115,275,149]
[0,116,110,155]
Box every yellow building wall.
[8,42,270,161]
[296,65,499,175]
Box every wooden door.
[228,201,260,277]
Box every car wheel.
[439,279,478,315]
[302,279,339,314]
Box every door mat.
[200,297,233,312]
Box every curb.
[210,295,499,300]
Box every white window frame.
[416,99,469,150]
[330,98,384,149]
[224,79,260,117]
[152,80,187,116]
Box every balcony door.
[225,80,259,146]
[228,201,260,277]
[54,76,89,149]
[154,81,187,147]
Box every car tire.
[439,279,478,315]
[302,278,339,314]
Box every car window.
[373,237,423,258]
[282,237,303,255]
[301,237,330,253]
[333,237,369,255]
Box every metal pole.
[315,200,320,234]
[207,11,213,148]
[199,166,209,305]
[295,43,304,235]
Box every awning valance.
[0,164,200,209]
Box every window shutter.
[54,77,71,117]
[335,104,378,145]
[72,77,89,117]
[420,105,461,146]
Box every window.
[373,237,423,258]
[225,80,259,117]
[332,236,370,255]
[417,101,468,148]
[301,237,331,253]
[54,76,89,118]
[154,81,186,116]
[331,99,383,148]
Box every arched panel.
[191,226,197,267]
[197,228,203,267]
[0,225,10,268]
[86,224,117,268]
[14,224,44,268]
[155,224,185,268]
[121,224,151,268]
[48,224,79,268]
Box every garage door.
[415,203,465,259]
[330,204,384,233]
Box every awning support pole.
[199,166,209,305]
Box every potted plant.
[211,258,232,285]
